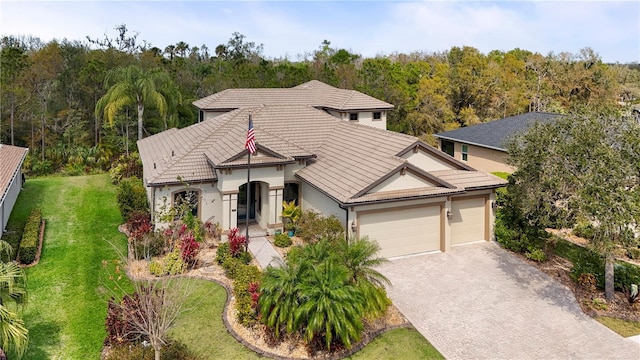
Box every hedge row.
[19,208,42,265]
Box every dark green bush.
[628,247,640,260]
[614,263,640,290]
[19,208,42,265]
[296,210,344,243]
[494,211,547,254]
[273,233,292,248]
[116,176,149,221]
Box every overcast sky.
[1,1,638,63]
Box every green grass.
[491,172,511,180]
[347,327,445,359]
[5,174,128,359]
[596,317,640,337]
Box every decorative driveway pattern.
[378,242,640,360]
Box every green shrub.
[109,152,143,185]
[19,208,42,265]
[614,263,640,291]
[149,261,164,277]
[216,242,231,265]
[569,247,605,288]
[164,248,185,275]
[232,264,261,326]
[116,176,149,221]
[273,233,292,248]
[573,221,595,240]
[525,247,547,262]
[296,210,344,243]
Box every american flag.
[245,116,256,154]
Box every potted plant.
[281,200,301,236]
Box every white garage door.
[359,205,441,258]
[451,197,486,245]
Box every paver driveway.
[377,242,640,360]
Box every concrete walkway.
[378,241,640,360]
[248,236,283,268]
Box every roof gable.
[434,112,564,151]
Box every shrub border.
[17,218,45,268]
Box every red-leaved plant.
[179,232,200,267]
[228,227,247,256]
[248,281,260,310]
[127,212,152,241]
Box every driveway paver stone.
[378,242,640,360]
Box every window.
[173,189,200,219]
[199,110,204,123]
[284,182,300,205]
[441,140,454,157]
[462,144,468,161]
[373,112,382,120]
[349,113,358,121]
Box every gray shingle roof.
[0,144,28,204]
[193,80,394,111]
[138,104,506,204]
[434,112,564,151]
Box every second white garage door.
[450,197,486,245]
[359,205,441,258]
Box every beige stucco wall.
[334,110,387,130]
[203,111,230,121]
[152,182,223,229]
[1,167,23,232]
[370,170,436,193]
[301,183,346,224]
[450,142,513,173]
[402,148,458,171]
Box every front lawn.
[6,174,443,359]
[5,174,128,359]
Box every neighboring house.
[434,112,564,173]
[0,144,28,234]
[138,81,506,258]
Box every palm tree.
[294,260,364,350]
[259,259,307,338]
[0,241,28,357]
[95,65,174,140]
[339,237,390,287]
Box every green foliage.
[231,264,261,326]
[273,233,292,248]
[573,221,595,240]
[627,248,640,260]
[19,208,41,265]
[109,152,143,184]
[116,176,149,221]
[131,231,165,261]
[525,247,547,262]
[149,261,164,277]
[281,200,301,230]
[215,242,231,265]
[296,210,345,243]
[259,238,390,351]
[163,248,186,275]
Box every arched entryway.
[238,181,259,221]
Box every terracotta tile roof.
[192,80,394,111]
[138,104,506,204]
[0,144,28,204]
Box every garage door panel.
[360,205,441,258]
[451,197,486,245]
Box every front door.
[238,182,256,221]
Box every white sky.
[1,1,638,63]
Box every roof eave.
[432,135,507,152]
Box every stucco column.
[443,199,452,252]
[268,186,284,231]
[222,192,239,230]
[488,192,496,241]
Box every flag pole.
[245,115,252,251]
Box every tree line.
[1,25,639,176]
